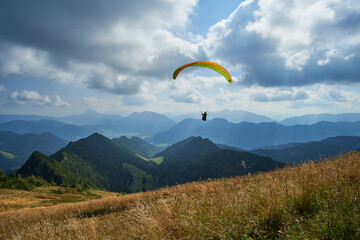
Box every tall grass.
[1,150,359,239]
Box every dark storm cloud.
[0,0,200,94]
[1,1,122,65]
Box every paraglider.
[172,61,232,121]
[201,111,207,121]
[172,61,232,83]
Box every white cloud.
[83,97,99,106]
[9,90,52,105]
[170,89,205,104]
[252,88,309,102]
[53,95,70,107]
[204,0,360,87]
[215,88,239,105]
[8,90,70,107]
[0,85,5,91]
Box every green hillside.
[18,133,157,192]
[17,134,285,193]
[155,137,285,187]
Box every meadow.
[0,150,359,239]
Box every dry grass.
[1,150,360,239]
[0,186,117,212]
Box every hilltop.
[1,148,359,239]
[18,133,157,193]
[155,136,284,186]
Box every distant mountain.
[0,131,67,155]
[168,109,274,123]
[210,109,274,123]
[149,118,360,149]
[57,109,123,125]
[0,110,123,125]
[0,114,52,124]
[216,143,245,152]
[155,137,285,187]
[112,136,163,158]
[18,133,157,192]
[148,118,204,145]
[92,111,176,137]
[279,113,360,125]
[0,120,65,133]
[0,120,92,141]
[251,136,360,164]
[0,131,67,173]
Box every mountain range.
[0,111,176,140]
[0,131,67,173]
[250,136,360,164]
[2,109,360,126]
[17,134,284,193]
[88,111,176,137]
[279,113,360,126]
[149,118,360,149]
[0,110,124,125]
[168,109,275,123]
[2,110,360,143]
[0,120,92,141]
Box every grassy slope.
[135,154,164,164]
[122,163,155,192]
[0,151,16,159]
[0,150,359,239]
[0,186,118,213]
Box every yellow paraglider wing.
[172,61,232,83]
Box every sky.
[1,0,360,120]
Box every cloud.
[83,97,99,106]
[170,89,205,104]
[252,88,309,102]
[9,90,51,105]
[0,0,203,94]
[204,0,360,87]
[0,85,5,91]
[214,88,240,105]
[9,90,69,107]
[53,95,70,107]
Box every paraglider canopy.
[172,61,232,121]
[172,61,232,83]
